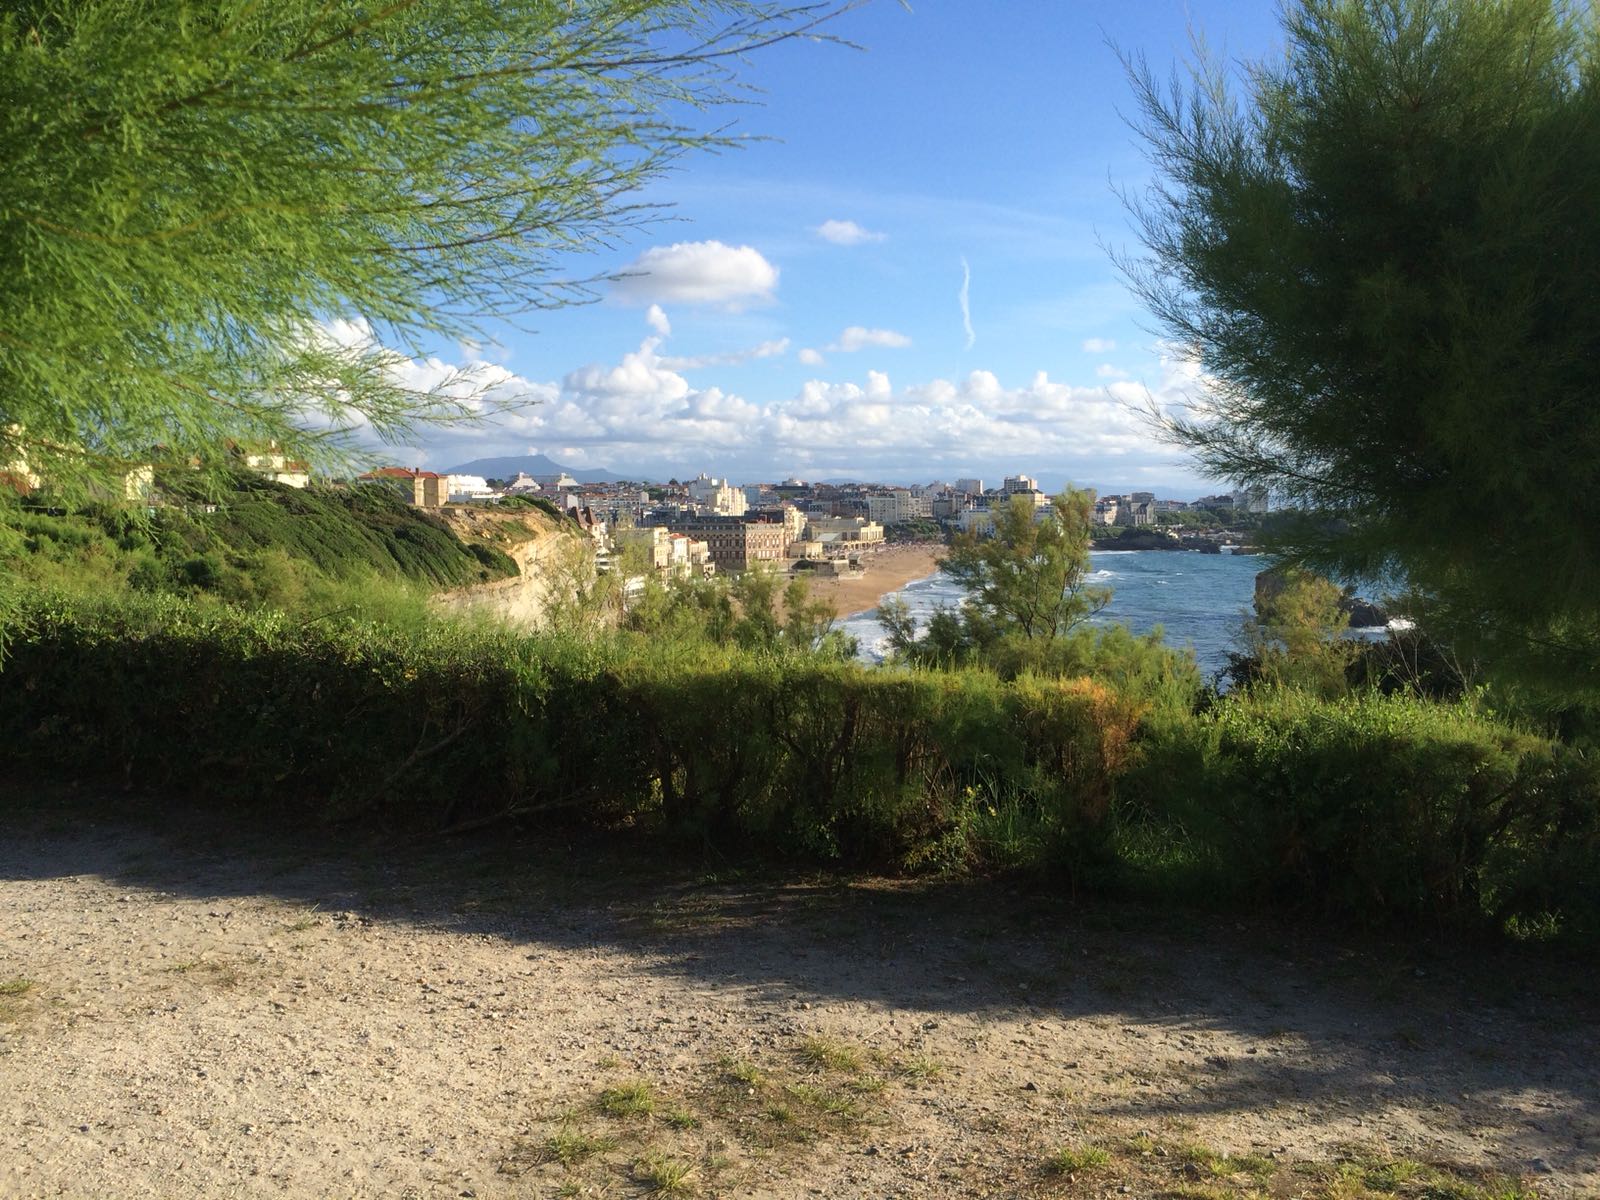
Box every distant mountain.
[442,453,619,484]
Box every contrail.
[958,256,975,350]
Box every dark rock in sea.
[1342,596,1389,628]
[1198,542,1222,554]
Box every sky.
[381,0,1287,496]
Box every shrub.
[1125,688,1600,935]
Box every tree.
[1239,567,1356,698]
[882,489,1109,665]
[1124,0,1600,692]
[0,1,854,507]
[943,489,1108,642]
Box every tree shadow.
[2,779,1595,1184]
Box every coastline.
[806,543,944,618]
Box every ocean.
[839,549,1268,677]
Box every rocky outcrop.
[431,507,591,629]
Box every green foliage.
[1,589,1595,939]
[622,567,858,661]
[1125,0,1600,694]
[1123,688,1600,936]
[0,590,1143,879]
[0,1,851,502]
[941,490,1108,643]
[0,473,519,613]
[1240,567,1356,698]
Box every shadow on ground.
[2,778,1595,1185]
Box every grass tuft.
[542,1128,616,1166]
[799,1036,863,1073]
[597,1080,656,1118]
[634,1152,696,1195]
[1045,1145,1111,1175]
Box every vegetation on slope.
[2,473,520,611]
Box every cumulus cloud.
[828,326,912,353]
[612,240,778,308]
[797,348,826,367]
[645,304,672,335]
[341,320,1212,484]
[814,218,886,246]
[1095,363,1129,380]
[1082,337,1117,353]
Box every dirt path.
[0,802,1593,1199]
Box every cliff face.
[431,507,590,629]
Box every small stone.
[1022,1081,1038,1092]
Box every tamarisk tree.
[1124,0,1600,692]
[0,0,854,503]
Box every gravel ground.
[0,793,1594,1198]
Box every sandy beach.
[804,543,944,618]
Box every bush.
[1124,688,1600,936]
[3,591,1594,940]
[0,592,1138,878]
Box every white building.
[866,489,919,526]
[1002,474,1039,495]
[687,473,748,516]
[446,474,494,502]
[953,477,984,496]
[955,508,996,537]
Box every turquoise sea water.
[839,549,1268,677]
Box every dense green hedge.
[2,592,1595,939]
[0,592,1140,872]
[1125,690,1600,935]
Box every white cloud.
[659,338,791,370]
[645,304,672,336]
[797,348,826,366]
[828,326,912,352]
[1082,337,1117,353]
[338,321,1214,485]
[1095,363,1129,379]
[814,218,886,246]
[612,240,778,308]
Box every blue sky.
[393,0,1286,496]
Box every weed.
[718,1057,767,1087]
[662,1106,700,1130]
[542,1127,616,1166]
[634,1152,696,1195]
[896,1054,944,1081]
[799,1036,863,1073]
[597,1081,656,1118]
[785,1082,861,1121]
[0,978,33,997]
[1044,1145,1110,1175]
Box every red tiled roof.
[360,467,442,480]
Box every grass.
[0,978,33,997]
[718,1056,766,1087]
[1045,1145,1111,1175]
[784,1082,862,1121]
[798,1035,863,1073]
[895,1053,944,1081]
[1179,1142,1275,1181]
[597,1080,657,1118]
[634,1152,696,1195]
[542,1128,616,1166]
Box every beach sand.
[803,542,944,618]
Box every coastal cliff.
[432,506,590,629]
